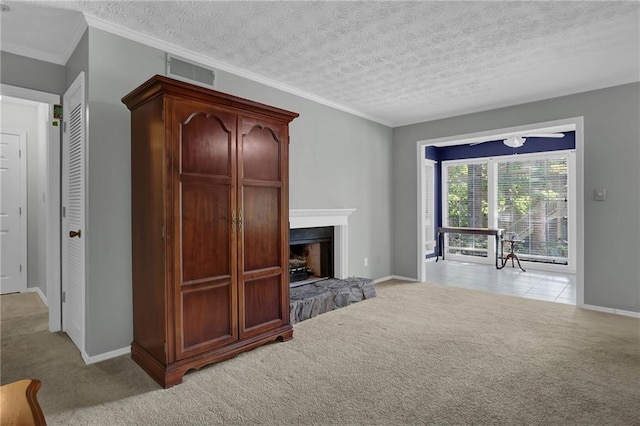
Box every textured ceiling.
[2,1,639,126]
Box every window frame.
[442,158,493,264]
[423,159,436,253]
[441,149,576,272]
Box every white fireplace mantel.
[289,209,356,279]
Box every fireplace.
[289,208,356,281]
[289,227,334,286]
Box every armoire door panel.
[242,186,281,272]
[181,182,231,282]
[180,282,234,354]
[175,100,235,175]
[241,123,282,182]
[180,112,233,176]
[242,275,282,330]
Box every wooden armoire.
[122,75,298,388]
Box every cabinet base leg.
[132,325,294,388]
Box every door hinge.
[19,149,22,158]
[19,264,22,273]
[162,226,165,239]
[63,121,67,133]
[62,291,66,303]
[164,342,167,353]
[19,207,22,216]
[62,206,66,218]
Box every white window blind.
[444,162,489,257]
[424,160,436,251]
[497,156,569,264]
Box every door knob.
[69,230,82,238]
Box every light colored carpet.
[2,281,639,425]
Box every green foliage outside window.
[446,163,488,255]
[445,157,569,263]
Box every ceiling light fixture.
[503,136,526,148]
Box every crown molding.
[1,40,66,65]
[83,14,392,127]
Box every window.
[442,151,574,269]
[443,161,489,257]
[497,157,569,264]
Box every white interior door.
[62,72,86,354]
[0,130,27,294]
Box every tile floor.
[424,259,576,305]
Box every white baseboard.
[25,287,47,306]
[375,275,419,283]
[82,346,131,365]
[393,275,420,282]
[580,303,640,318]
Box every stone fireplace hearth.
[289,277,376,324]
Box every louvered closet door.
[62,72,86,354]
[172,100,238,360]
[237,116,289,339]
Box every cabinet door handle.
[238,211,243,227]
[69,230,82,238]
[232,211,236,229]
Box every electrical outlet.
[594,188,606,201]
[364,257,368,267]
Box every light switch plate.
[594,188,606,201]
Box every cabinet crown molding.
[122,74,299,123]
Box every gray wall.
[84,28,393,356]
[393,83,640,313]
[216,67,394,280]
[84,28,164,356]
[66,30,88,89]
[1,51,66,95]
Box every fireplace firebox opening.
[289,227,334,286]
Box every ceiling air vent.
[166,54,215,88]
